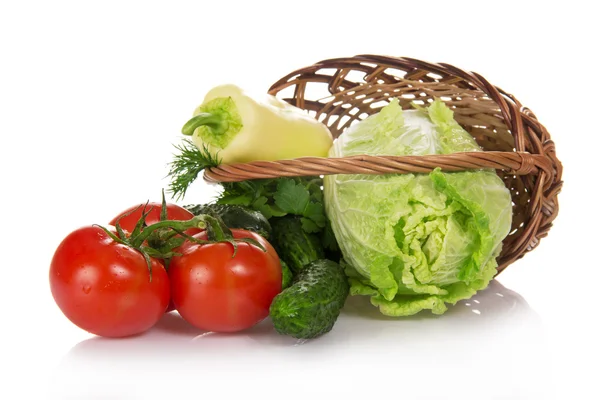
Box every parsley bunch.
[217,177,338,252]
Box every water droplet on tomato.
[82,285,91,294]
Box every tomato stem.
[202,214,232,242]
[126,213,241,249]
[129,216,207,248]
[102,201,267,280]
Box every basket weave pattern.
[204,55,563,273]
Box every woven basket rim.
[203,151,554,184]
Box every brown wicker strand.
[204,152,552,183]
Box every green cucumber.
[185,203,271,238]
[269,216,325,274]
[269,259,349,339]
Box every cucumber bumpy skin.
[269,259,349,339]
[269,216,325,274]
[280,260,293,290]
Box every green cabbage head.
[323,99,512,316]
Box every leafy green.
[323,99,512,316]
[322,221,340,254]
[167,139,221,201]
[217,177,332,248]
[273,179,310,214]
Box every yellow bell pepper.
[181,84,333,164]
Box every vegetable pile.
[50,84,513,341]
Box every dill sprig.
[167,139,220,201]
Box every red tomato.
[49,225,170,338]
[109,202,201,236]
[169,229,282,333]
[110,202,200,313]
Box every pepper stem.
[181,113,228,136]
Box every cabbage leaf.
[323,99,512,316]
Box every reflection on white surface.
[50,280,552,400]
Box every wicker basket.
[203,54,563,274]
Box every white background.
[1,1,598,399]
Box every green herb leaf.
[300,217,320,233]
[167,139,220,201]
[303,202,326,228]
[217,176,329,234]
[269,205,287,217]
[251,196,269,210]
[249,196,273,219]
[322,222,340,252]
[273,178,310,215]
[218,193,254,206]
